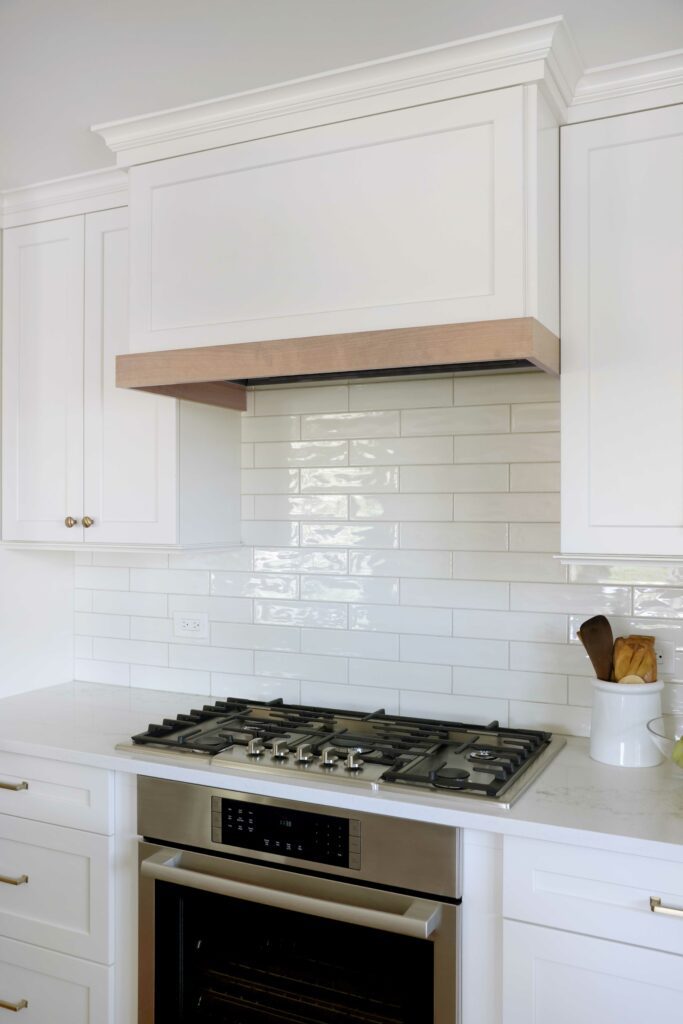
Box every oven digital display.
[213,800,352,867]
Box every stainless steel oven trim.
[139,839,459,1024]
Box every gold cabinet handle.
[0,875,27,887]
[0,782,28,792]
[0,1000,27,1012]
[82,516,94,528]
[64,516,78,528]
[650,896,683,918]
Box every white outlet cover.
[656,640,675,675]
[172,611,209,640]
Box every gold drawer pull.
[64,516,78,528]
[650,896,683,918]
[0,782,28,793]
[0,999,27,1012]
[0,875,27,887]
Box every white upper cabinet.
[2,210,241,547]
[128,84,559,352]
[561,104,683,557]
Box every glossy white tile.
[453,433,560,463]
[452,493,559,522]
[302,411,399,439]
[301,467,398,493]
[510,583,631,615]
[93,637,168,666]
[349,378,452,411]
[241,521,300,547]
[509,462,560,492]
[170,644,254,674]
[350,493,453,521]
[402,405,509,436]
[242,416,300,442]
[510,641,592,676]
[253,548,348,574]
[168,548,253,571]
[131,568,210,595]
[255,600,347,629]
[400,579,509,610]
[254,440,348,467]
[350,437,453,466]
[300,682,399,714]
[300,575,399,604]
[241,443,254,468]
[131,665,210,694]
[255,385,348,416]
[211,572,298,599]
[400,634,508,669]
[75,566,129,591]
[452,609,567,643]
[399,690,509,726]
[255,650,348,684]
[211,622,300,652]
[400,522,508,551]
[400,464,509,493]
[508,701,591,737]
[508,523,560,552]
[452,373,559,406]
[451,666,567,703]
[451,552,566,583]
[349,658,451,692]
[350,549,451,579]
[210,673,301,702]
[254,494,348,520]
[511,402,560,433]
[350,603,452,636]
[93,591,167,617]
[634,587,683,618]
[301,522,399,548]
[75,612,130,639]
[241,468,299,494]
[93,550,168,569]
[302,627,398,660]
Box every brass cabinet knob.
[82,516,95,529]
[64,517,78,528]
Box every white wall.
[1,0,683,188]
[0,548,73,695]
[72,371,683,736]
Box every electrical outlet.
[656,640,675,675]
[173,611,208,639]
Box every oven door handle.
[141,849,442,939]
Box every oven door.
[139,841,458,1024]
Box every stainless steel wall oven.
[138,776,461,1023]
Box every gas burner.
[468,749,498,761]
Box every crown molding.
[93,17,582,166]
[567,49,683,123]
[0,167,127,229]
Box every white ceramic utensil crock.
[590,679,664,767]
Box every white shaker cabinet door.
[2,217,85,541]
[503,921,683,1024]
[128,86,534,352]
[83,209,177,544]
[561,104,683,556]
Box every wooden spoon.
[577,615,614,681]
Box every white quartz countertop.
[1,681,682,859]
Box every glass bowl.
[647,715,683,768]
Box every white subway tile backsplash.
[399,523,508,551]
[255,650,347,684]
[400,634,508,669]
[453,433,560,463]
[350,493,453,521]
[509,463,560,492]
[301,467,398,493]
[350,603,452,636]
[255,600,347,629]
[401,579,509,610]
[349,658,451,692]
[350,437,453,466]
[511,403,560,433]
[402,405,509,437]
[302,627,398,661]
[301,575,399,604]
[350,377,452,411]
[255,441,348,467]
[400,464,509,493]
[302,411,399,440]
[350,549,451,579]
[74,371,676,738]
[255,385,348,416]
[301,522,399,549]
[255,494,348,520]
[452,667,567,703]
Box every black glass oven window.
[155,880,434,1023]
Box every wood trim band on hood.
[116,316,559,410]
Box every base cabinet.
[503,920,683,1024]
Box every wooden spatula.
[577,615,614,681]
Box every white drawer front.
[0,753,112,835]
[0,817,112,964]
[504,835,683,955]
[0,935,112,1024]
[503,920,683,1024]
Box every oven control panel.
[211,797,361,868]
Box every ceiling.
[1,0,682,190]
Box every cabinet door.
[2,217,84,541]
[129,87,527,351]
[561,104,683,556]
[83,208,178,544]
[503,920,683,1024]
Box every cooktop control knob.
[320,746,338,768]
[295,743,314,764]
[271,738,290,760]
[344,751,364,772]
[246,737,265,757]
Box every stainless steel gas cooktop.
[118,696,564,806]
